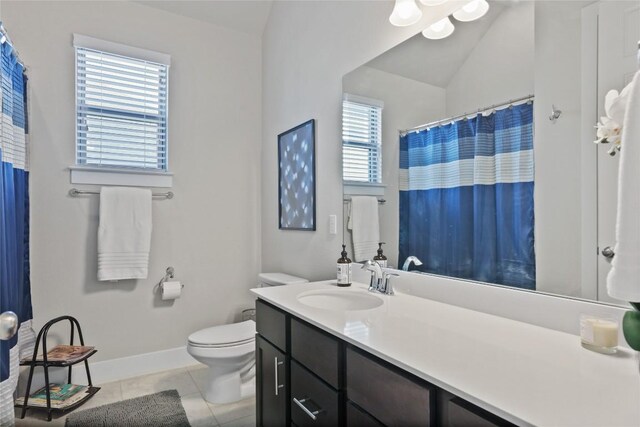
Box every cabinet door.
[438,390,515,427]
[346,401,384,427]
[256,335,288,427]
[290,361,339,427]
[346,346,434,426]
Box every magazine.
[22,345,95,364]
[15,383,89,409]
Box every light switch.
[329,215,337,235]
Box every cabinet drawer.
[346,346,434,426]
[291,361,339,427]
[291,318,340,388]
[439,390,515,427]
[347,401,384,427]
[256,299,287,352]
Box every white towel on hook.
[347,196,380,262]
[607,70,640,302]
[98,187,152,281]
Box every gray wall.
[5,0,262,361]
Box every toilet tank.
[258,272,308,287]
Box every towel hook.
[549,104,562,123]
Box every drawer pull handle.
[274,357,284,396]
[293,397,322,421]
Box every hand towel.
[347,196,380,262]
[607,70,640,302]
[98,187,152,281]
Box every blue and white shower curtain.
[0,34,34,425]
[399,102,535,289]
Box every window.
[73,35,170,182]
[342,95,383,185]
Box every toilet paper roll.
[161,281,182,300]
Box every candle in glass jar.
[580,315,619,354]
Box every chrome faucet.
[361,260,398,295]
[361,260,383,292]
[402,256,423,271]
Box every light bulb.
[389,0,423,27]
[419,0,448,5]
[453,0,489,22]
[422,16,455,39]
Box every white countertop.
[251,280,640,427]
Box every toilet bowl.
[187,320,256,404]
[187,272,308,404]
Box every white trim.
[344,182,386,197]
[70,166,173,188]
[580,4,599,301]
[70,346,195,385]
[343,93,384,109]
[73,34,171,66]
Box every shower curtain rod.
[399,94,534,136]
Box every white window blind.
[342,96,382,184]
[75,45,169,171]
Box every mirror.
[342,0,640,304]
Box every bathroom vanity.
[252,280,640,427]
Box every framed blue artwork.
[278,119,316,231]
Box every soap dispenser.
[337,244,352,287]
[373,242,388,268]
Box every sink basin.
[297,289,384,311]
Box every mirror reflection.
[342,0,640,304]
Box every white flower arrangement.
[595,82,633,156]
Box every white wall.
[261,0,469,281]
[4,0,262,361]
[533,1,588,296]
[342,66,446,268]
[445,1,534,117]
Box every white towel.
[607,70,640,302]
[98,187,152,281]
[347,196,380,262]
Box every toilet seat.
[188,320,255,348]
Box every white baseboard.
[73,346,197,384]
[18,346,198,395]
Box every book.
[21,345,95,364]
[15,383,90,409]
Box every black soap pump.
[373,242,388,268]
[337,244,352,287]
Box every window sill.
[69,166,173,188]
[343,181,385,197]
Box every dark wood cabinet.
[438,390,516,427]
[346,346,434,426]
[256,335,288,427]
[290,361,340,426]
[255,297,515,427]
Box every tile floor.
[14,364,256,427]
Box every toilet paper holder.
[159,267,183,289]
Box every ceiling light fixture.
[422,16,455,39]
[389,0,423,27]
[453,0,490,22]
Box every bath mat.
[65,389,190,427]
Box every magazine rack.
[16,315,100,421]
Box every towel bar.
[69,188,174,199]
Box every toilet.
[187,272,308,404]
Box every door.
[256,335,287,427]
[596,0,640,304]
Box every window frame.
[70,34,172,187]
[342,94,385,196]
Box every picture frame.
[278,119,316,231]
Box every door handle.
[293,397,322,420]
[0,311,18,341]
[274,357,284,396]
[602,246,615,260]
